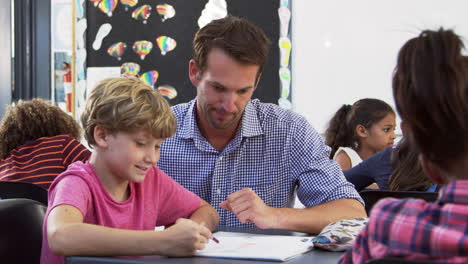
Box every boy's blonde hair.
[81,77,176,146]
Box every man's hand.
[219,187,278,229]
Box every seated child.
[340,28,468,262]
[345,137,433,192]
[325,98,396,170]
[41,77,220,264]
[0,99,91,190]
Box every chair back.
[0,181,48,205]
[367,257,437,263]
[0,198,47,264]
[359,189,438,214]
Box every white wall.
[292,0,468,134]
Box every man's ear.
[189,59,201,87]
[419,154,447,185]
[93,125,110,148]
[355,125,368,138]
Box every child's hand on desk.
[160,218,212,256]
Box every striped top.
[0,135,91,190]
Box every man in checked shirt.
[158,16,366,234]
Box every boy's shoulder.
[49,161,94,190]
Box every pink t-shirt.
[40,161,201,264]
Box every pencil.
[211,236,220,243]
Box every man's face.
[190,48,260,130]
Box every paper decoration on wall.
[132,5,152,24]
[156,4,176,22]
[76,19,87,49]
[92,23,112,50]
[107,42,127,60]
[77,0,85,18]
[278,6,291,38]
[198,0,227,28]
[279,67,290,99]
[156,36,177,55]
[120,0,138,11]
[278,98,292,110]
[140,70,159,87]
[98,0,118,17]
[89,0,102,7]
[76,48,87,80]
[158,85,177,100]
[120,62,141,77]
[132,40,153,60]
[279,37,291,67]
[280,0,289,7]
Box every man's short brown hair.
[192,16,271,82]
[81,77,176,146]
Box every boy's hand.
[160,218,212,256]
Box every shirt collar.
[239,99,263,138]
[177,99,264,140]
[437,180,468,205]
[177,99,198,139]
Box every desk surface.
[65,227,344,264]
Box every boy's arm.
[47,205,211,257]
[188,200,220,231]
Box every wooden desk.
[65,227,344,264]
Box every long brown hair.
[388,138,433,191]
[392,28,468,172]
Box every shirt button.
[216,189,221,195]
[218,156,223,160]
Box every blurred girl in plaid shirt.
[340,28,468,263]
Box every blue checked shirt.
[158,99,363,228]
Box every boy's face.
[101,129,163,183]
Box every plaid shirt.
[158,99,362,228]
[340,180,468,264]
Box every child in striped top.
[0,99,91,190]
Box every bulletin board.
[77,0,292,109]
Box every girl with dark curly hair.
[0,99,90,190]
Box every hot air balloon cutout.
[132,40,153,60]
[158,85,178,100]
[107,42,127,61]
[156,4,176,22]
[132,5,152,24]
[89,0,102,7]
[120,0,138,11]
[140,70,159,88]
[120,62,141,77]
[156,36,177,56]
[98,0,118,17]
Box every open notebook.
[196,231,315,262]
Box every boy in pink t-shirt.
[41,77,219,264]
